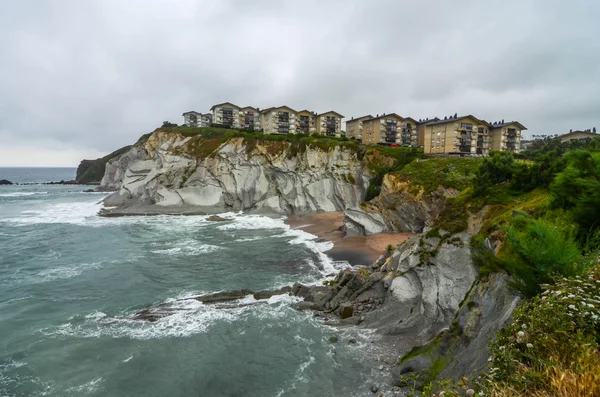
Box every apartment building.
[210,102,241,128]
[424,115,491,155]
[261,106,298,135]
[361,114,418,146]
[416,117,440,147]
[182,111,212,127]
[316,111,344,137]
[489,121,526,153]
[239,106,262,131]
[346,115,373,140]
[296,110,317,134]
[558,129,597,142]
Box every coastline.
[285,211,415,267]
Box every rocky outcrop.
[99,131,370,215]
[0,179,13,185]
[76,145,132,185]
[296,233,478,343]
[393,272,520,386]
[343,172,458,236]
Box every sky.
[1,0,599,166]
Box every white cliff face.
[100,131,370,215]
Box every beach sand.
[286,212,415,266]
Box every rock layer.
[344,173,458,236]
[100,132,370,215]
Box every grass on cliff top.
[393,157,483,194]
[154,126,362,158]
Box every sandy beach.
[286,212,415,266]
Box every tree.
[472,152,517,196]
[162,121,178,128]
[551,150,600,234]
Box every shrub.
[484,269,600,396]
[161,121,178,127]
[501,216,585,297]
[550,150,600,235]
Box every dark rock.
[194,289,253,304]
[348,338,357,344]
[340,304,354,319]
[0,179,13,185]
[291,301,322,311]
[83,189,95,193]
[253,286,291,300]
[207,215,233,222]
[328,336,338,343]
[370,384,379,393]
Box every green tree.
[551,150,600,233]
[473,151,515,195]
[162,121,178,127]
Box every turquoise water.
[0,169,378,396]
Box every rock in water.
[207,215,233,222]
[0,179,13,185]
[328,336,338,343]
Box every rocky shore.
[129,221,518,396]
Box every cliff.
[344,157,482,235]
[76,145,131,184]
[99,129,381,215]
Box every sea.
[0,168,381,397]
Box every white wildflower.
[466,389,475,397]
[568,304,578,311]
[555,291,562,296]
[517,331,525,338]
[521,324,527,329]
[526,343,533,348]
[479,391,484,396]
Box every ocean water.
[0,168,380,396]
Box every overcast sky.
[1,0,598,166]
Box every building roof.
[297,109,316,115]
[363,113,405,122]
[347,115,374,123]
[490,121,528,130]
[209,102,240,111]
[317,110,344,118]
[417,117,441,125]
[261,105,298,113]
[403,117,419,124]
[559,130,598,139]
[425,115,490,127]
[182,111,202,116]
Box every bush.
[161,121,178,127]
[550,150,600,235]
[484,268,600,396]
[501,216,586,297]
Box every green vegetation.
[483,267,600,396]
[399,137,600,394]
[394,157,481,195]
[161,121,178,127]
[157,126,362,159]
[363,146,425,201]
[75,145,132,184]
[550,150,600,235]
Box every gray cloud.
[0,0,598,166]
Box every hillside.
[75,145,131,184]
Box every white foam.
[2,200,104,226]
[0,191,48,197]
[122,356,133,363]
[66,377,103,394]
[150,240,222,256]
[36,262,102,283]
[43,299,239,340]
